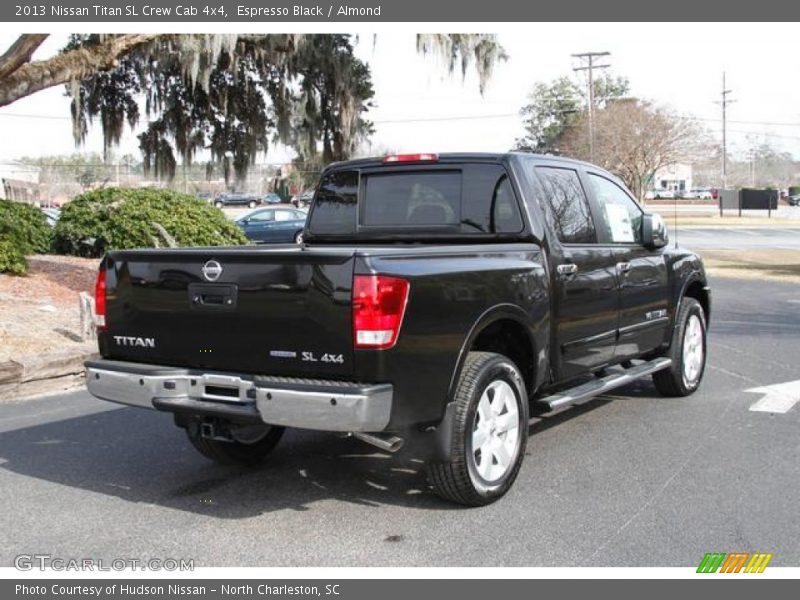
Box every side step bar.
[538,357,673,411]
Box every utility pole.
[572,51,610,163]
[715,72,735,190]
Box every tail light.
[94,268,107,331]
[353,275,410,349]
[383,153,438,163]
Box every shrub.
[0,199,53,274]
[53,187,249,257]
[0,238,28,275]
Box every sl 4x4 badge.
[268,350,345,364]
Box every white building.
[0,163,40,203]
[652,163,693,194]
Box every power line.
[6,108,800,130]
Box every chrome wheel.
[471,380,520,483]
[682,314,704,386]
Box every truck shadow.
[0,382,658,518]
[0,405,446,518]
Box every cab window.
[535,167,596,244]
[588,173,643,244]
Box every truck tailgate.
[101,246,356,378]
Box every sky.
[2,24,800,169]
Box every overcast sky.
[2,24,800,167]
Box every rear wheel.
[427,352,528,506]
[653,297,707,396]
[186,420,284,466]
[294,230,304,244]
[215,201,224,208]
[248,200,257,208]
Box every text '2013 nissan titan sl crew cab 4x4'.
[86,153,710,506]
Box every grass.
[700,249,800,283]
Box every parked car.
[214,193,261,208]
[291,189,314,208]
[263,192,283,205]
[645,189,676,200]
[686,188,713,200]
[235,207,308,243]
[787,195,800,207]
[85,152,710,506]
[40,207,60,227]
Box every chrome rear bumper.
[85,359,393,432]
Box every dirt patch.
[701,249,800,284]
[0,255,99,362]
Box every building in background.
[1,163,40,204]
[652,163,693,194]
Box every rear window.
[308,164,523,236]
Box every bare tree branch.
[559,99,709,200]
[0,34,163,108]
[0,34,49,80]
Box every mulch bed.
[0,255,99,362]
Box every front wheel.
[427,351,528,506]
[653,297,707,396]
[248,200,257,208]
[186,420,284,466]
[294,230,304,244]
[215,201,224,209]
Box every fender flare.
[445,303,540,402]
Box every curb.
[0,344,98,402]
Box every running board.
[538,357,673,411]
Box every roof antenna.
[673,191,679,249]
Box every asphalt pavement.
[1,278,799,567]
[675,227,800,249]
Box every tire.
[248,200,257,208]
[186,420,284,466]
[427,351,528,506]
[215,201,224,208]
[294,230,304,244]
[653,297,707,397]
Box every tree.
[0,34,163,108]
[0,34,506,186]
[515,74,629,153]
[416,34,507,95]
[557,99,707,200]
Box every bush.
[0,238,28,275]
[0,199,53,274]
[53,187,249,257]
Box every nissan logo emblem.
[202,260,223,282]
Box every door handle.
[617,262,632,273]
[557,263,578,276]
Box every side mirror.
[642,213,669,249]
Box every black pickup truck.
[86,153,710,506]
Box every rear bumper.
[85,359,393,432]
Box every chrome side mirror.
[642,213,669,249]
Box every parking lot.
[0,277,798,567]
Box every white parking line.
[746,380,800,414]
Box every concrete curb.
[0,344,98,402]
